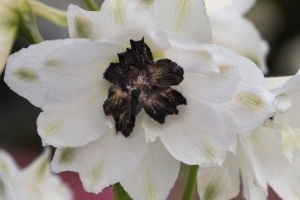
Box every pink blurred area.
[2,146,114,200]
[1,146,282,200]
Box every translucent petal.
[4,39,78,107]
[51,119,148,194]
[149,0,211,44]
[209,14,268,74]
[205,0,255,15]
[143,99,227,166]
[120,139,180,200]
[67,4,99,38]
[197,152,240,200]
[90,0,170,50]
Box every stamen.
[103,38,187,137]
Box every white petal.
[36,41,124,147]
[149,0,211,44]
[265,76,291,93]
[247,127,300,200]
[143,99,227,166]
[273,72,300,96]
[264,121,298,162]
[164,39,220,76]
[92,0,170,50]
[209,14,268,74]
[120,139,180,200]
[51,118,148,194]
[67,4,99,38]
[11,149,73,200]
[205,0,255,15]
[238,134,268,193]
[197,152,240,200]
[175,71,240,104]
[0,150,19,177]
[237,136,267,200]
[0,174,16,200]
[208,45,275,134]
[4,39,78,107]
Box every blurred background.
[0,0,300,199]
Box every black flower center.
[103,38,187,137]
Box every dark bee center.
[103,38,187,137]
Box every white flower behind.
[197,72,300,200]
[0,149,73,200]
[204,0,269,74]
[4,0,275,199]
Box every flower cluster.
[2,0,300,199]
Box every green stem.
[83,0,100,11]
[19,19,43,44]
[113,183,132,200]
[27,0,67,27]
[181,165,199,200]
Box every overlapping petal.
[197,152,240,200]
[51,118,148,194]
[120,139,180,200]
[209,14,268,73]
[143,99,227,167]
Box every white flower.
[4,0,274,199]
[204,0,269,74]
[0,149,73,200]
[265,71,300,161]
[197,72,300,200]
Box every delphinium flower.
[0,0,66,73]
[4,0,275,199]
[204,0,269,74]
[0,149,73,200]
[197,73,300,200]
